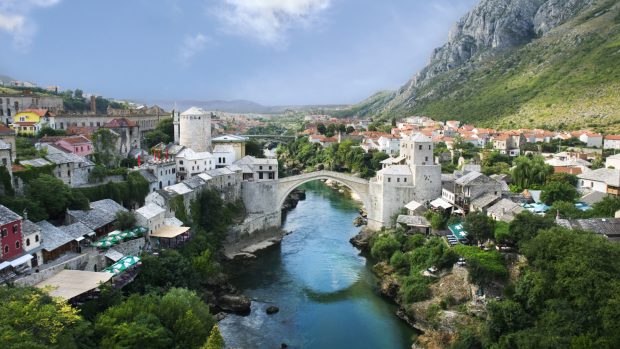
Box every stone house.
[0,94,63,125]
[66,199,128,237]
[45,152,95,187]
[578,168,620,196]
[603,135,620,150]
[135,203,166,235]
[175,148,215,180]
[448,171,503,213]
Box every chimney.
[23,209,28,221]
[90,95,97,113]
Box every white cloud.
[213,0,331,45]
[0,0,61,52]
[179,33,210,66]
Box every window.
[259,173,264,180]
[404,178,407,183]
[269,166,272,170]
[425,156,428,162]
[4,245,8,254]
[179,160,184,165]
[397,178,400,183]
[15,241,20,249]
[13,224,18,234]
[388,177,391,183]
[35,235,39,242]
[26,238,30,246]
[259,166,263,170]
[1,229,6,237]
[419,145,422,150]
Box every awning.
[448,223,468,240]
[150,225,190,239]
[36,270,113,300]
[9,254,33,267]
[430,197,453,209]
[0,261,12,270]
[405,200,423,211]
[104,256,141,276]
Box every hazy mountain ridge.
[350,0,620,131]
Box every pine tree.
[204,324,225,349]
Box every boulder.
[266,305,280,314]
[218,294,251,314]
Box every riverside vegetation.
[362,208,620,349]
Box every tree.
[37,126,67,137]
[548,200,585,219]
[371,234,401,260]
[511,155,553,190]
[27,174,72,219]
[0,286,85,348]
[346,126,355,134]
[545,172,578,186]
[128,250,197,294]
[95,288,215,349]
[317,123,327,135]
[541,181,578,205]
[337,123,347,133]
[591,196,620,217]
[115,211,136,230]
[507,211,555,247]
[192,248,220,281]
[463,211,495,243]
[245,139,264,158]
[92,128,120,167]
[204,325,225,349]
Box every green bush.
[454,245,508,286]
[399,273,432,303]
[371,234,402,260]
[390,250,410,275]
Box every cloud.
[0,0,61,52]
[179,33,210,65]
[213,0,331,45]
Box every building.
[556,218,620,242]
[233,156,278,182]
[175,148,215,180]
[11,109,54,135]
[492,132,525,156]
[0,93,63,125]
[487,199,524,223]
[367,133,442,229]
[179,107,212,152]
[21,219,43,268]
[213,144,237,168]
[603,135,620,150]
[212,134,247,161]
[443,171,502,213]
[0,205,23,261]
[377,135,400,155]
[47,135,93,156]
[101,118,141,156]
[45,152,95,187]
[0,139,13,182]
[139,159,177,192]
[577,132,603,148]
[135,203,166,235]
[606,154,620,169]
[578,168,620,196]
[66,199,128,237]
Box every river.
[220,181,415,349]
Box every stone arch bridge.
[277,171,371,210]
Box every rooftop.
[136,203,166,220]
[0,204,22,226]
[578,168,620,187]
[37,221,76,251]
[377,165,412,176]
[180,106,208,116]
[212,134,248,142]
[396,215,430,227]
[454,171,484,185]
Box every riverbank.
[351,230,486,349]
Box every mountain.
[0,74,14,85]
[148,99,349,115]
[347,0,620,131]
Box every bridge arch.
[276,171,371,211]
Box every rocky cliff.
[348,0,620,130]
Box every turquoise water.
[220,181,415,349]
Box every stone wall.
[226,211,281,245]
[241,181,278,215]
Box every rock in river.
[218,294,251,314]
[266,305,280,314]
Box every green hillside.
[352,0,620,132]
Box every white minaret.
[179,107,211,152]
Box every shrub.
[371,234,401,261]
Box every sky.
[0,0,478,106]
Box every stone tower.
[179,107,211,152]
[403,133,442,203]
